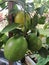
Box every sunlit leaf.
[36,5,45,15]
[34,0,41,3]
[37,55,49,65]
[25,3,34,12]
[38,29,49,37]
[1,23,19,33]
[44,23,49,29]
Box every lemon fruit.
[15,11,30,25]
[27,33,42,52]
[4,36,28,61]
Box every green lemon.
[27,33,42,52]
[4,36,28,61]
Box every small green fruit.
[4,36,28,61]
[27,33,42,52]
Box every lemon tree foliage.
[0,0,49,64]
[39,29,49,37]
[37,55,49,65]
[0,33,8,47]
[1,23,19,33]
[0,0,6,11]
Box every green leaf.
[38,16,46,24]
[20,0,25,3]
[0,0,3,3]
[45,1,49,8]
[34,0,41,3]
[38,47,49,58]
[0,3,6,9]
[36,5,45,15]
[0,33,9,47]
[25,20,31,32]
[25,3,34,12]
[38,0,41,3]
[1,23,19,33]
[38,29,49,37]
[0,0,6,9]
[46,37,49,44]
[31,13,38,28]
[44,23,49,29]
[0,34,9,44]
[11,29,23,36]
[37,55,49,65]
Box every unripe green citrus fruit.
[4,36,28,61]
[27,33,42,52]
